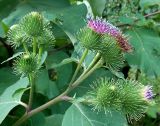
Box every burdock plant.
[5,13,154,126]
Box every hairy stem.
[71,58,103,88]
[69,48,88,85]
[12,58,103,126]
[84,52,101,74]
[23,43,29,53]
[27,74,35,112]
[33,38,37,55]
[38,45,43,65]
[12,113,28,126]
[117,10,160,27]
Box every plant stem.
[12,113,28,126]
[69,48,88,85]
[117,10,160,27]
[84,52,101,74]
[27,74,35,112]
[33,38,37,55]
[23,43,29,53]
[71,58,103,88]
[38,45,43,65]
[12,59,103,126]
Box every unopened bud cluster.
[7,12,56,76]
[87,78,154,120]
[8,12,55,48]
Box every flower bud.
[37,29,55,48]
[19,12,43,37]
[141,85,154,100]
[13,53,39,76]
[77,27,100,50]
[100,38,124,70]
[87,16,132,52]
[7,24,26,48]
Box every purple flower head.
[87,16,132,52]
[87,16,120,35]
[143,85,154,100]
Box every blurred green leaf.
[140,0,160,8]
[146,104,160,118]
[39,51,48,67]
[36,69,59,99]
[88,0,106,16]
[119,16,134,25]
[28,113,46,126]
[125,28,160,76]
[0,77,29,124]
[45,114,63,126]
[46,51,73,89]
[62,103,128,126]
[1,52,24,64]
[0,68,19,95]
[0,21,9,35]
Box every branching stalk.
[12,58,103,126]
[69,48,88,85]
[84,52,101,74]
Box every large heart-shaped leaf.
[62,103,128,126]
[0,77,29,124]
[125,28,160,76]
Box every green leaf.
[140,0,160,8]
[0,77,29,124]
[119,16,134,25]
[36,69,59,99]
[146,104,160,118]
[87,0,106,16]
[0,0,19,19]
[1,52,24,64]
[39,51,48,66]
[49,57,76,68]
[125,28,160,76]
[0,68,19,95]
[46,51,73,89]
[62,103,128,126]
[0,21,9,35]
[45,114,63,126]
[12,87,30,98]
[28,113,46,126]
[51,4,87,43]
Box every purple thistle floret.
[143,85,154,100]
[87,16,132,52]
[87,16,120,35]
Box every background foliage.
[0,0,160,126]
